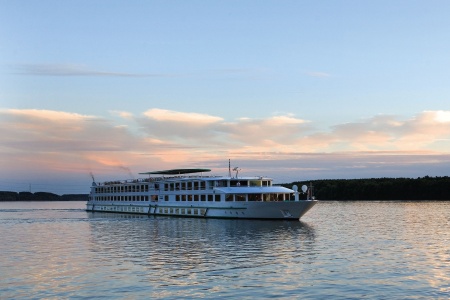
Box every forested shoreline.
[2,176,450,201]
[0,191,88,201]
[286,176,450,200]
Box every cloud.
[143,108,223,124]
[9,64,270,79]
[317,111,450,152]
[2,108,450,193]
[137,109,312,153]
[220,115,310,148]
[109,110,134,119]
[207,151,450,183]
[5,108,448,158]
[10,63,171,77]
[1,109,131,151]
[0,108,150,179]
[431,110,450,123]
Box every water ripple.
[0,201,449,299]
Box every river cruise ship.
[86,168,317,220]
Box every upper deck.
[94,168,274,188]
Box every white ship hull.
[86,200,317,220]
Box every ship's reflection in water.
[86,213,317,298]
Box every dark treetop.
[284,176,450,200]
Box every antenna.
[232,167,241,178]
[228,159,231,177]
[90,172,97,186]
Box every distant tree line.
[284,176,450,200]
[0,191,88,201]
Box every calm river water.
[0,201,449,299]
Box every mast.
[228,159,231,177]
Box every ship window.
[263,194,278,202]
[250,180,262,187]
[249,194,261,201]
[236,194,246,202]
[208,195,213,201]
[182,195,187,201]
[176,195,180,201]
[215,180,227,187]
[201,195,206,201]
[215,195,221,202]
[194,195,199,201]
[225,195,233,202]
[165,195,169,201]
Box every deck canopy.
[139,168,211,175]
[214,186,293,194]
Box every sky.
[1,1,450,194]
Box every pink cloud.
[2,108,450,193]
